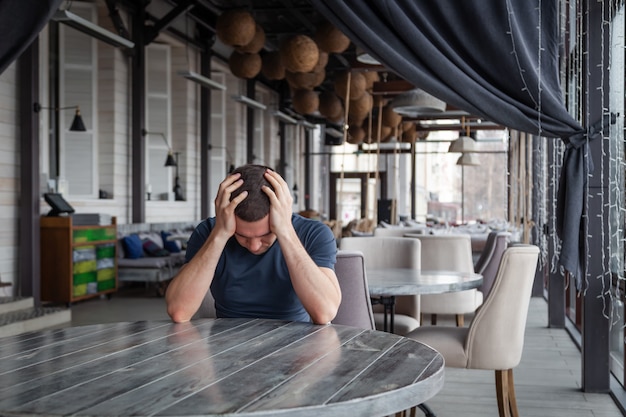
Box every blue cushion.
[142,239,169,257]
[161,231,182,253]
[122,234,144,259]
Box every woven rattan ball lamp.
[382,104,402,127]
[348,92,373,121]
[347,125,366,144]
[292,89,319,115]
[314,22,351,53]
[364,119,392,143]
[261,51,285,80]
[401,128,418,143]
[280,34,319,73]
[319,91,343,120]
[237,24,265,54]
[229,51,262,79]
[216,9,256,48]
[313,51,329,72]
[362,71,380,90]
[285,70,317,90]
[333,71,366,101]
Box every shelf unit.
[40,216,117,304]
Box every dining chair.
[339,236,421,335]
[332,250,375,330]
[194,287,217,318]
[373,226,428,237]
[408,234,482,327]
[405,244,540,417]
[474,231,511,299]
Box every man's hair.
[230,164,274,222]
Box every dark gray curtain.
[312,0,595,285]
[0,0,63,74]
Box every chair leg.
[430,314,437,325]
[507,368,520,417]
[455,314,464,327]
[495,369,514,417]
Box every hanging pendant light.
[448,135,477,153]
[456,153,480,166]
[390,89,446,117]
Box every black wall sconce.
[33,103,86,132]
[141,129,177,167]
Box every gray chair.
[474,231,511,299]
[406,245,540,417]
[339,236,421,335]
[332,250,375,330]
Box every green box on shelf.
[96,244,115,259]
[73,283,88,297]
[97,279,116,292]
[74,260,97,274]
[73,271,97,286]
[97,268,115,282]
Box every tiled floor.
[67,287,625,417]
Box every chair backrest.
[373,227,428,238]
[474,232,511,298]
[339,237,420,317]
[339,237,420,269]
[409,234,474,273]
[465,244,539,370]
[194,288,217,318]
[332,250,376,330]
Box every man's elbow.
[310,305,339,325]
[167,305,191,323]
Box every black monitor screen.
[44,193,75,216]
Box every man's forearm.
[165,234,228,322]
[277,229,341,324]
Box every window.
[145,45,172,199]
[59,3,97,197]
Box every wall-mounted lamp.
[34,102,86,132]
[141,129,177,167]
[52,9,135,49]
[273,110,298,125]
[178,70,226,90]
[231,95,267,110]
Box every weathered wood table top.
[367,268,483,296]
[0,318,444,416]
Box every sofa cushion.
[122,234,144,259]
[161,231,182,253]
[142,239,169,257]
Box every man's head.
[230,164,274,222]
[229,164,277,254]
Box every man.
[166,164,341,324]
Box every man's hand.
[213,172,247,239]
[262,169,294,238]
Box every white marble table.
[0,318,444,417]
[367,268,483,333]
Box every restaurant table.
[0,318,444,417]
[367,268,483,333]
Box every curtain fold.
[0,0,63,75]
[311,0,588,284]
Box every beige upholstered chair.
[409,234,482,327]
[332,250,376,330]
[373,226,428,237]
[474,231,511,299]
[339,236,421,335]
[406,245,539,417]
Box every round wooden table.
[0,318,444,416]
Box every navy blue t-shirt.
[185,214,336,322]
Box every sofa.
[117,222,197,296]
